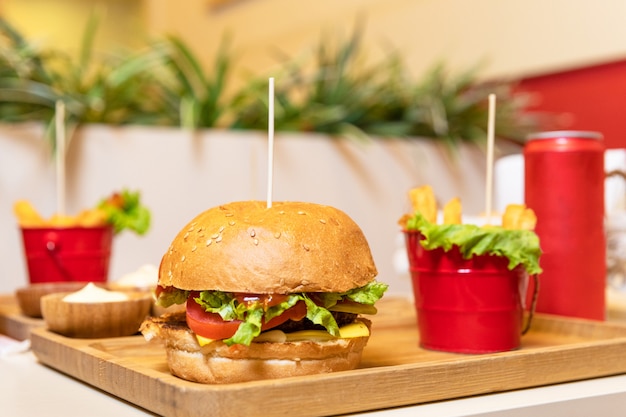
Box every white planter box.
[0,123,508,296]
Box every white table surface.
[2,334,626,417]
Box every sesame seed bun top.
[158,201,378,294]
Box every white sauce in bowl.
[63,282,129,303]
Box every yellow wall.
[143,0,626,79]
[3,0,626,80]
[1,0,146,54]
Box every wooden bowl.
[15,282,91,318]
[41,291,153,338]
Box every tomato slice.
[186,295,242,340]
[263,300,307,330]
[186,293,308,341]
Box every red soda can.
[524,131,606,320]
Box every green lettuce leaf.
[343,281,389,304]
[264,295,301,322]
[313,280,389,314]
[195,290,242,320]
[172,280,390,346]
[302,295,340,336]
[405,212,542,275]
[98,189,151,235]
[155,288,189,307]
[228,308,264,346]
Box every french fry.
[49,213,77,227]
[13,200,46,227]
[76,208,108,227]
[12,191,138,231]
[443,197,462,225]
[502,204,524,229]
[408,185,437,223]
[518,207,537,231]
[502,204,537,230]
[405,185,538,232]
[397,213,412,228]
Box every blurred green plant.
[230,27,544,145]
[0,18,58,123]
[229,25,409,140]
[0,16,547,148]
[400,64,542,146]
[159,34,233,129]
[0,15,176,148]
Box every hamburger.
[140,201,388,384]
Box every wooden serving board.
[28,297,626,417]
[0,295,45,340]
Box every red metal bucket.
[20,226,113,284]
[405,231,535,354]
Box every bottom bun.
[141,313,370,384]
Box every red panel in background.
[516,59,626,149]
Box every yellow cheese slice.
[196,334,216,347]
[338,321,370,338]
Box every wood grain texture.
[28,297,626,417]
[0,295,45,340]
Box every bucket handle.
[521,274,540,335]
[44,233,75,281]
[606,170,626,180]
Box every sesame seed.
[183,232,189,240]
[250,229,256,237]
[229,221,235,226]
[279,211,285,215]
[253,238,259,245]
[225,213,234,217]
[303,244,310,251]
[191,246,197,252]
[215,235,223,243]
[211,233,219,239]
[206,239,212,246]
[181,255,186,262]
[274,232,281,239]
[219,226,225,233]
[298,211,306,215]
[319,219,327,224]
